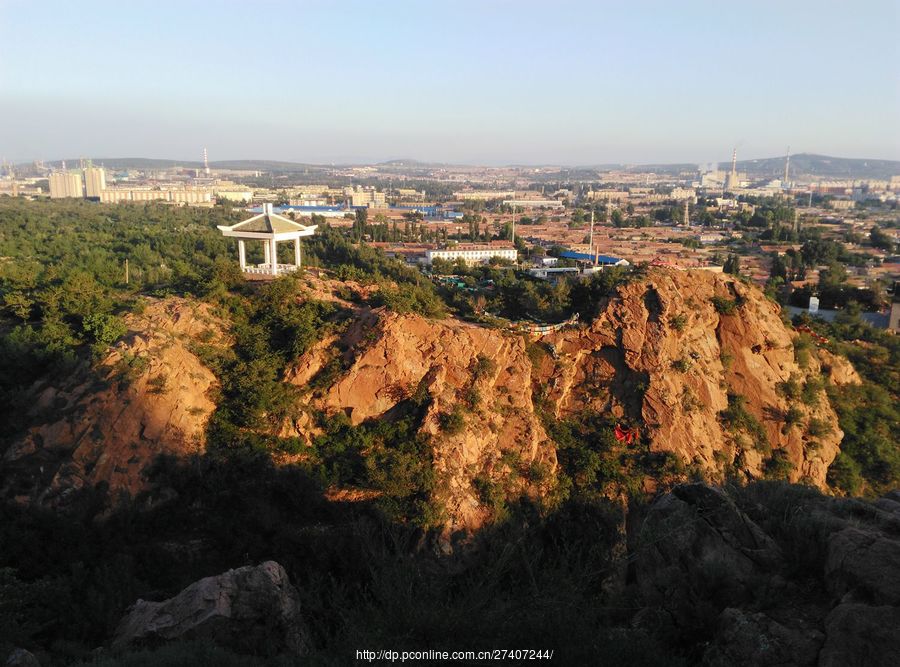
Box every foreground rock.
[4,649,41,667]
[636,484,784,634]
[112,561,308,657]
[635,484,900,667]
[818,603,900,667]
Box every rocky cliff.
[1,298,227,510]
[284,269,843,532]
[2,270,847,528]
[540,269,842,485]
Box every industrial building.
[49,172,84,198]
[83,167,106,198]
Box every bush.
[782,406,804,432]
[806,418,832,438]
[672,357,692,373]
[438,406,465,435]
[765,450,794,480]
[719,393,769,453]
[801,376,825,406]
[82,312,127,347]
[711,296,737,315]
[473,353,497,380]
[776,374,802,400]
[671,313,688,332]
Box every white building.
[502,199,565,209]
[49,172,84,198]
[424,243,517,266]
[99,187,213,205]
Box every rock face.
[1,270,853,529]
[1,298,226,510]
[817,349,862,387]
[112,561,308,657]
[286,309,557,535]
[636,484,900,667]
[541,269,843,487]
[284,269,846,533]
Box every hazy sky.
[1,0,898,165]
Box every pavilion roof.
[223,212,313,234]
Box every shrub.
[765,450,794,480]
[776,374,802,400]
[473,353,497,380]
[711,296,737,315]
[146,373,168,394]
[801,377,825,406]
[438,406,465,435]
[672,357,692,373]
[793,334,814,369]
[782,406,804,432]
[720,350,734,370]
[719,393,770,453]
[671,313,688,332]
[806,417,832,438]
[681,387,703,413]
[827,452,864,494]
[82,312,127,347]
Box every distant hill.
[735,153,900,180]
[41,158,330,173]
[27,153,900,179]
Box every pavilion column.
[238,240,246,269]
[294,237,301,268]
[263,239,271,266]
[270,237,279,276]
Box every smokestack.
[203,148,210,176]
[730,148,737,179]
[784,146,791,184]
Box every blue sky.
[1,0,898,165]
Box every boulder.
[824,527,900,605]
[702,608,823,667]
[4,649,40,667]
[112,561,308,656]
[818,603,900,667]
[635,484,784,634]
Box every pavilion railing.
[243,264,300,275]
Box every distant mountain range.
[29,153,900,179]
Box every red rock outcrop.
[540,269,843,486]
[286,309,557,535]
[283,269,844,534]
[1,298,227,509]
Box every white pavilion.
[217,203,317,276]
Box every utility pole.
[125,258,129,285]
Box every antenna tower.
[784,146,791,184]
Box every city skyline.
[1,0,898,165]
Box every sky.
[1,0,898,166]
